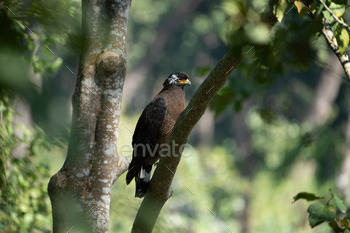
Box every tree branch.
[113,155,131,182]
[322,21,350,80]
[319,0,350,32]
[131,50,242,233]
[130,1,288,231]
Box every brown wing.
[126,97,167,185]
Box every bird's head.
[163,72,191,88]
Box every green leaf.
[322,2,346,26]
[309,215,325,228]
[329,2,346,18]
[339,28,349,55]
[293,192,323,203]
[307,203,337,226]
[331,191,347,213]
[322,10,334,24]
[334,24,350,55]
[273,0,291,22]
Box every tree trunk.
[304,54,342,126]
[48,1,131,232]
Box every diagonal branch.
[130,1,290,232]
[322,21,350,79]
[319,0,350,33]
[130,50,242,233]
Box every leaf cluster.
[210,0,349,115]
[294,0,349,54]
[294,189,350,232]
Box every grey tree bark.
[48,1,131,232]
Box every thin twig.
[319,0,350,32]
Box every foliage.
[293,0,349,55]
[0,91,54,233]
[294,189,350,232]
[1,0,350,232]
[0,0,80,138]
[210,0,350,115]
[110,109,343,233]
[0,1,74,230]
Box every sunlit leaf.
[329,2,346,18]
[294,1,303,14]
[331,191,347,213]
[293,1,312,18]
[273,0,291,22]
[339,28,349,55]
[299,7,310,18]
[334,25,350,55]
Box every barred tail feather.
[135,165,152,198]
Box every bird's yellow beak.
[178,79,191,86]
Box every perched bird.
[126,72,191,198]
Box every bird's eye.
[178,78,185,81]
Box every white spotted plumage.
[169,74,178,84]
[140,167,145,179]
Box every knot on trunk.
[97,50,126,75]
[48,170,68,196]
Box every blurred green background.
[1,0,350,232]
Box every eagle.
[126,72,191,198]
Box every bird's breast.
[158,92,186,143]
